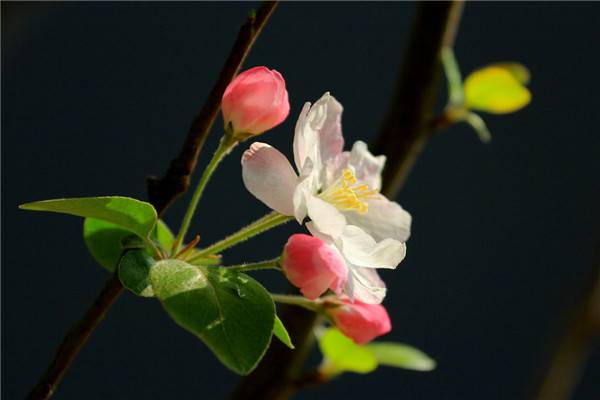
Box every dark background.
[3,2,600,399]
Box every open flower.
[242,92,411,303]
[325,297,392,345]
[242,92,411,241]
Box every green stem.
[225,257,281,272]
[189,212,293,261]
[172,135,237,254]
[271,294,321,312]
[441,46,464,105]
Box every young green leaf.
[365,342,436,371]
[273,315,294,349]
[463,111,492,143]
[150,260,275,375]
[118,249,155,297]
[493,62,530,84]
[83,218,132,272]
[20,196,157,238]
[154,219,175,250]
[318,328,378,376]
[464,64,531,114]
[84,218,171,272]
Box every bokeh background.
[3,2,600,399]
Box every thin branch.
[530,259,600,400]
[229,2,464,399]
[25,3,279,399]
[148,1,279,215]
[26,274,123,400]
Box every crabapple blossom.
[221,66,290,138]
[281,234,347,300]
[242,92,410,303]
[326,298,392,344]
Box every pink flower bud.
[282,234,348,300]
[327,299,391,344]
[221,66,290,137]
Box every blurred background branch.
[374,1,464,197]
[531,256,600,400]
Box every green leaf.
[463,111,492,143]
[150,260,275,375]
[365,342,436,371]
[273,315,294,349]
[493,62,530,84]
[318,328,377,376]
[464,64,531,114]
[154,219,175,250]
[118,249,155,297]
[21,196,157,238]
[83,218,131,272]
[84,218,171,272]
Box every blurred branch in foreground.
[229,2,464,399]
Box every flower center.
[319,169,379,214]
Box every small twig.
[26,3,279,399]
[148,1,279,215]
[429,108,462,134]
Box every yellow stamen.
[319,169,379,214]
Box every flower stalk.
[271,294,322,312]
[224,258,281,272]
[172,134,238,255]
[189,212,293,260]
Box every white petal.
[293,102,314,171]
[306,195,346,238]
[322,151,349,189]
[241,142,297,216]
[293,92,344,172]
[305,221,333,242]
[292,159,320,223]
[346,266,387,304]
[313,93,345,164]
[344,197,412,242]
[339,225,406,269]
[347,141,386,190]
